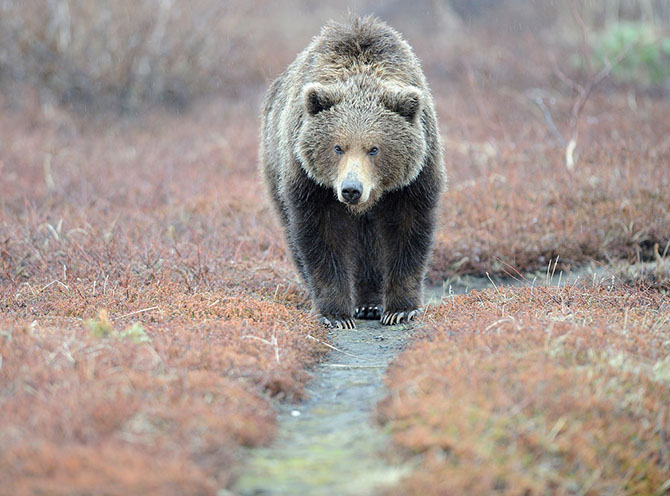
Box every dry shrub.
[2,443,214,496]
[0,286,321,494]
[0,101,328,493]
[0,320,263,495]
[379,282,670,495]
[612,252,670,294]
[0,0,273,110]
[431,87,670,280]
[415,4,670,280]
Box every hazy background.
[1,0,668,113]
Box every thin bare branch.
[306,334,359,358]
[117,306,161,320]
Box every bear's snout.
[336,153,373,208]
[340,180,363,204]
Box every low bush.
[379,282,670,495]
[0,0,273,110]
[0,102,327,494]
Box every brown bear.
[260,16,446,328]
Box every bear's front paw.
[381,308,422,325]
[354,304,383,320]
[319,315,356,330]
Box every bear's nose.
[341,181,363,204]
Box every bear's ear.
[382,86,422,123]
[303,83,340,116]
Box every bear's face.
[296,79,427,213]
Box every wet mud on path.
[232,279,482,496]
[232,268,604,495]
[233,319,416,495]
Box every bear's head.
[296,77,427,213]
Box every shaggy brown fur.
[260,16,446,328]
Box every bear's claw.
[381,308,422,325]
[354,304,382,320]
[319,316,356,330]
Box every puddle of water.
[231,265,610,495]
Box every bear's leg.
[270,196,311,285]
[354,215,383,320]
[288,184,356,329]
[378,191,437,325]
[286,237,310,284]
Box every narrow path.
[232,267,602,495]
[232,280,480,496]
[233,319,415,495]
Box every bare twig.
[117,306,160,320]
[242,334,280,363]
[568,0,592,74]
[486,272,504,300]
[563,48,631,170]
[305,334,359,358]
[38,279,70,293]
[322,363,386,369]
[556,1,635,170]
[527,89,566,147]
[494,256,530,284]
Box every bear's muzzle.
[336,152,374,207]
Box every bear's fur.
[260,16,446,328]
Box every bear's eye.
[368,146,379,156]
[334,145,344,155]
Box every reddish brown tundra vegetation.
[0,102,330,493]
[1,1,669,494]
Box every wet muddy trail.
[232,279,483,496]
[233,319,415,495]
[232,268,603,495]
